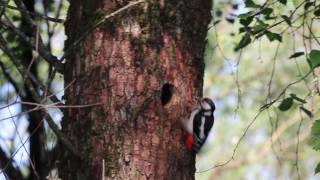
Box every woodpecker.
[183,98,215,153]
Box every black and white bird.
[183,98,216,153]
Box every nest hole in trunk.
[161,83,174,106]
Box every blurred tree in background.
[0,0,319,179]
[0,0,67,179]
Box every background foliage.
[198,0,320,179]
[0,0,319,179]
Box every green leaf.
[266,31,282,42]
[240,16,254,26]
[214,20,221,25]
[278,0,287,5]
[238,11,254,19]
[304,2,314,11]
[239,27,247,33]
[315,162,320,174]
[310,120,320,151]
[245,0,260,8]
[216,10,222,17]
[226,17,235,24]
[281,15,291,26]
[290,93,306,103]
[300,107,313,118]
[315,9,320,17]
[278,97,293,111]
[235,33,251,51]
[261,8,273,19]
[289,52,304,59]
[308,50,320,69]
[252,19,268,34]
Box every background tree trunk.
[61,0,211,179]
[17,0,47,179]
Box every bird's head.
[199,98,215,112]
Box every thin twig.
[196,70,312,173]
[295,110,304,180]
[19,101,102,108]
[196,110,264,173]
[0,115,44,177]
[0,33,61,104]
[1,12,64,73]
[0,2,65,23]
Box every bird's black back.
[192,110,214,153]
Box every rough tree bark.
[61,0,211,179]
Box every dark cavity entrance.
[161,83,174,106]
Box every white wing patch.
[199,116,205,139]
[184,108,200,134]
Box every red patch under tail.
[186,134,194,152]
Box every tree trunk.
[61,0,211,179]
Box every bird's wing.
[183,108,200,134]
